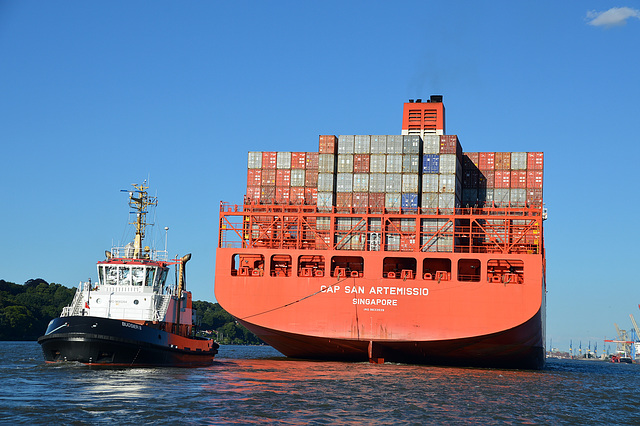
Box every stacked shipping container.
[461,151,544,208]
[246,150,319,205]
[245,137,543,211]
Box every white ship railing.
[110,246,168,261]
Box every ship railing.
[220,201,544,217]
[61,281,91,317]
[110,246,169,261]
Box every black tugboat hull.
[38,316,218,367]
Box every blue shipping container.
[423,154,439,173]
[401,193,419,209]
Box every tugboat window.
[132,267,144,286]
[146,268,155,287]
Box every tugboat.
[38,183,219,366]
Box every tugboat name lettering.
[122,322,142,330]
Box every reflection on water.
[2,343,640,425]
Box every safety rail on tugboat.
[109,246,169,261]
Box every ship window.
[119,266,131,285]
[331,256,364,278]
[104,266,119,285]
[487,259,524,284]
[298,255,325,277]
[458,259,481,282]
[98,266,105,286]
[383,257,416,279]
[270,255,292,277]
[158,268,168,287]
[422,258,451,281]
[146,268,155,287]
[231,254,264,277]
[132,267,145,286]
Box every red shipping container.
[261,186,276,204]
[304,187,317,205]
[319,135,338,154]
[353,154,370,173]
[246,186,261,203]
[275,186,290,204]
[494,152,511,170]
[479,152,495,170]
[261,169,276,186]
[247,169,262,187]
[439,135,460,154]
[304,169,318,187]
[510,171,527,189]
[290,187,305,204]
[400,235,416,251]
[495,170,511,188]
[369,193,385,213]
[479,170,495,188]
[353,192,369,213]
[306,152,319,169]
[464,152,479,167]
[527,171,543,189]
[291,152,306,169]
[262,152,277,169]
[527,152,544,170]
[335,192,353,211]
[526,189,543,207]
[276,169,291,187]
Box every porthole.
[133,299,139,305]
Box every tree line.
[0,279,262,345]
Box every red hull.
[238,308,544,369]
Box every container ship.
[215,96,546,369]
[38,183,219,366]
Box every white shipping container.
[336,173,353,193]
[438,193,459,213]
[423,135,440,154]
[494,188,510,207]
[353,173,369,192]
[511,152,527,170]
[421,192,439,211]
[370,154,386,173]
[422,174,439,192]
[370,135,387,154]
[386,154,403,173]
[277,152,292,169]
[385,174,402,193]
[290,169,305,187]
[402,154,420,173]
[337,154,353,173]
[355,135,371,154]
[510,188,526,206]
[338,135,355,154]
[403,135,421,154]
[439,174,457,193]
[319,154,335,173]
[387,135,403,154]
[402,174,419,193]
[317,216,331,230]
[385,193,402,210]
[439,154,457,174]
[248,151,262,169]
[369,174,386,192]
[318,173,335,192]
[317,192,333,211]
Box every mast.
[127,182,157,259]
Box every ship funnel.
[178,253,191,293]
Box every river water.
[2,342,639,424]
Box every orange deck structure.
[215,97,546,369]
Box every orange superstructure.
[215,97,546,369]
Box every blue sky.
[1,1,639,353]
